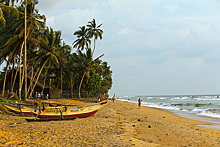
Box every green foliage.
[85,68,102,91]
[0,2,113,98]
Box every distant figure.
[138,98,142,109]
[112,93,115,103]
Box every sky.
[3,0,220,96]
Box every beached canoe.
[2,102,62,116]
[23,101,108,120]
[2,103,34,115]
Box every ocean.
[116,95,220,128]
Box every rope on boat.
[34,103,42,120]
[60,105,64,120]
[18,105,23,115]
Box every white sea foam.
[117,95,220,119]
[197,111,220,118]
[191,108,206,113]
[194,98,220,101]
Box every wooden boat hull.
[2,104,34,115]
[24,101,107,120]
[37,109,98,119]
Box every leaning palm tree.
[28,27,62,98]
[72,26,91,51]
[86,19,103,57]
[72,48,104,99]
[0,1,45,98]
[15,0,44,99]
[0,1,21,96]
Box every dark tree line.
[0,0,112,100]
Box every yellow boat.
[23,101,107,120]
[2,103,34,115]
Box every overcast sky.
[4,0,220,96]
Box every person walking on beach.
[112,93,115,103]
[138,98,142,109]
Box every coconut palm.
[101,61,112,92]
[101,61,112,79]
[63,54,80,98]
[72,26,91,51]
[0,1,45,97]
[47,42,71,93]
[0,0,20,25]
[28,27,62,98]
[72,48,104,99]
[86,19,103,57]
[0,0,32,25]
[0,3,21,96]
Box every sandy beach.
[0,99,220,146]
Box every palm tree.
[28,27,62,98]
[86,19,103,57]
[72,26,91,51]
[63,54,79,98]
[56,42,71,94]
[72,48,104,99]
[101,61,112,79]
[0,0,20,25]
[15,0,45,99]
[0,1,45,98]
[0,1,22,96]
[101,61,112,93]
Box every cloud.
[164,5,179,14]
[34,0,220,95]
[118,28,132,34]
[46,16,55,26]
[37,0,62,11]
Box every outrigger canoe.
[23,101,107,120]
[2,102,62,116]
[2,103,34,115]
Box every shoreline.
[0,99,220,146]
[120,99,220,128]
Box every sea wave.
[117,95,220,119]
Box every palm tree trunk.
[30,65,34,91]
[92,39,96,57]
[11,61,20,92]
[19,41,24,100]
[10,56,16,91]
[71,83,74,98]
[20,61,25,98]
[24,0,27,100]
[78,71,87,99]
[20,62,29,98]
[70,76,75,98]
[2,54,12,97]
[40,74,47,98]
[2,61,10,97]
[29,58,49,98]
[27,67,40,95]
[61,68,62,95]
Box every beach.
[0,99,220,146]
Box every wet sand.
[0,99,220,146]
